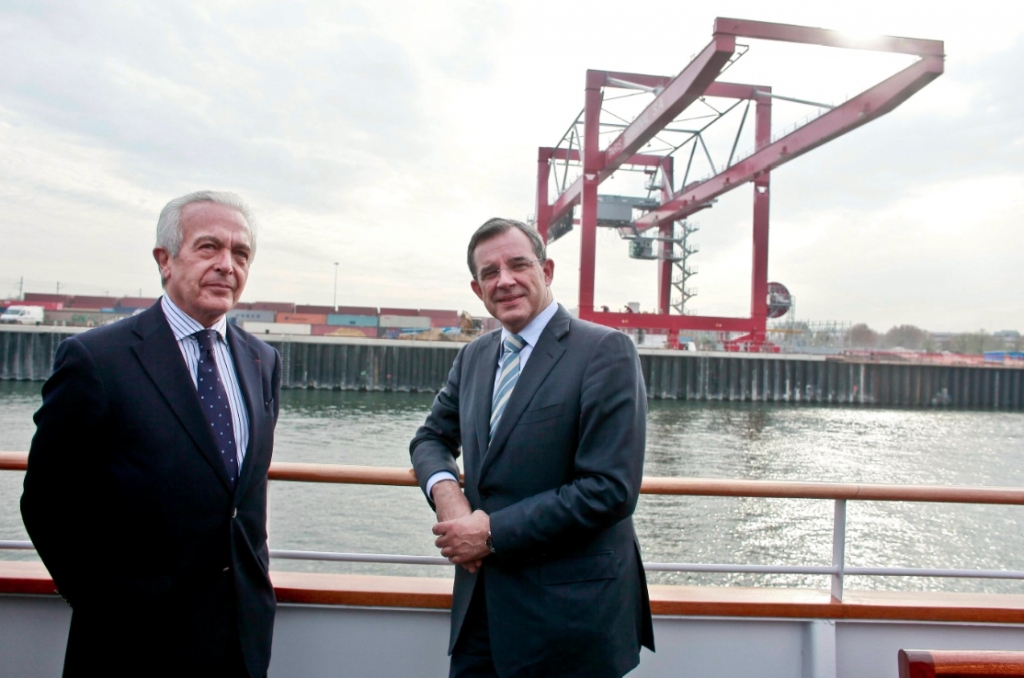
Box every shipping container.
[116,297,158,309]
[418,308,459,318]
[24,293,71,304]
[227,309,277,324]
[277,313,327,325]
[379,307,419,317]
[311,325,377,338]
[7,300,65,311]
[326,314,378,327]
[334,305,378,316]
[378,314,431,329]
[295,304,335,315]
[427,314,461,328]
[67,296,120,309]
[250,301,296,313]
[241,321,311,336]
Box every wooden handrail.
[639,477,1024,504]
[4,451,1024,504]
[269,462,419,486]
[899,649,1024,678]
[6,561,1024,621]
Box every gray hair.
[155,190,258,259]
[467,218,546,277]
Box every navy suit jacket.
[411,305,654,678]
[21,302,281,677]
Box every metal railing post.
[831,499,847,602]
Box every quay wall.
[2,327,1022,410]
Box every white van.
[0,306,45,325]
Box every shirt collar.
[500,299,558,350]
[160,295,228,343]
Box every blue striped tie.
[490,334,525,443]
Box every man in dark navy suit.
[22,191,281,677]
[411,218,654,678]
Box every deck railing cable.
[4,452,1024,601]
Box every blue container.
[327,314,378,327]
[227,309,277,325]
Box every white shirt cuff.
[425,471,459,499]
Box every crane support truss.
[534,17,944,347]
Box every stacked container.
[241,322,311,336]
[227,309,277,325]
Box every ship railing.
[3,452,1024,602]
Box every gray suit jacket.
[411,304,654,678]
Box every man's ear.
[153,248,171,281]
[471,279,484,301]
[542,258,555,285]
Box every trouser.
[450,570,498,678]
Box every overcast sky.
[0,1,1020,332]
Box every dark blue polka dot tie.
[194,329,238,487]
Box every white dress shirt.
[426,300,559,498]
[161,296,250,469]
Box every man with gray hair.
[22,191,281,677]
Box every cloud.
[0,0,1020,333]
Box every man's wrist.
[426,471,459,500]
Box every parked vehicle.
[0,306,45,325]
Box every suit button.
[480,492,489,500]
[231,508,237,518]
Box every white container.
[242,321,312,336]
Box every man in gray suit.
[411,218,654,678]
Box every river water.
[2,381,1023,593]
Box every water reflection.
[2,384,1024,591]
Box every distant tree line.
[845,324,1023,354]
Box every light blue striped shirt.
[161,296,250,469]
[426,300,559,498]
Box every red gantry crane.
[534,18,944,351]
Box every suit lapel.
[131,304,234,491]
[480,307,569,479]
[228,325,265,500]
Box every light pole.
[333,262,339,311]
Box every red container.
[334,305,378,315]
[67,296,120,309]
[24,293,71,304]
[427,314,461,328]
[379,307,418,316]
[295,304,335,315]
[12,300,65,310]
[116,297,159,309]
[251,301,296,313]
